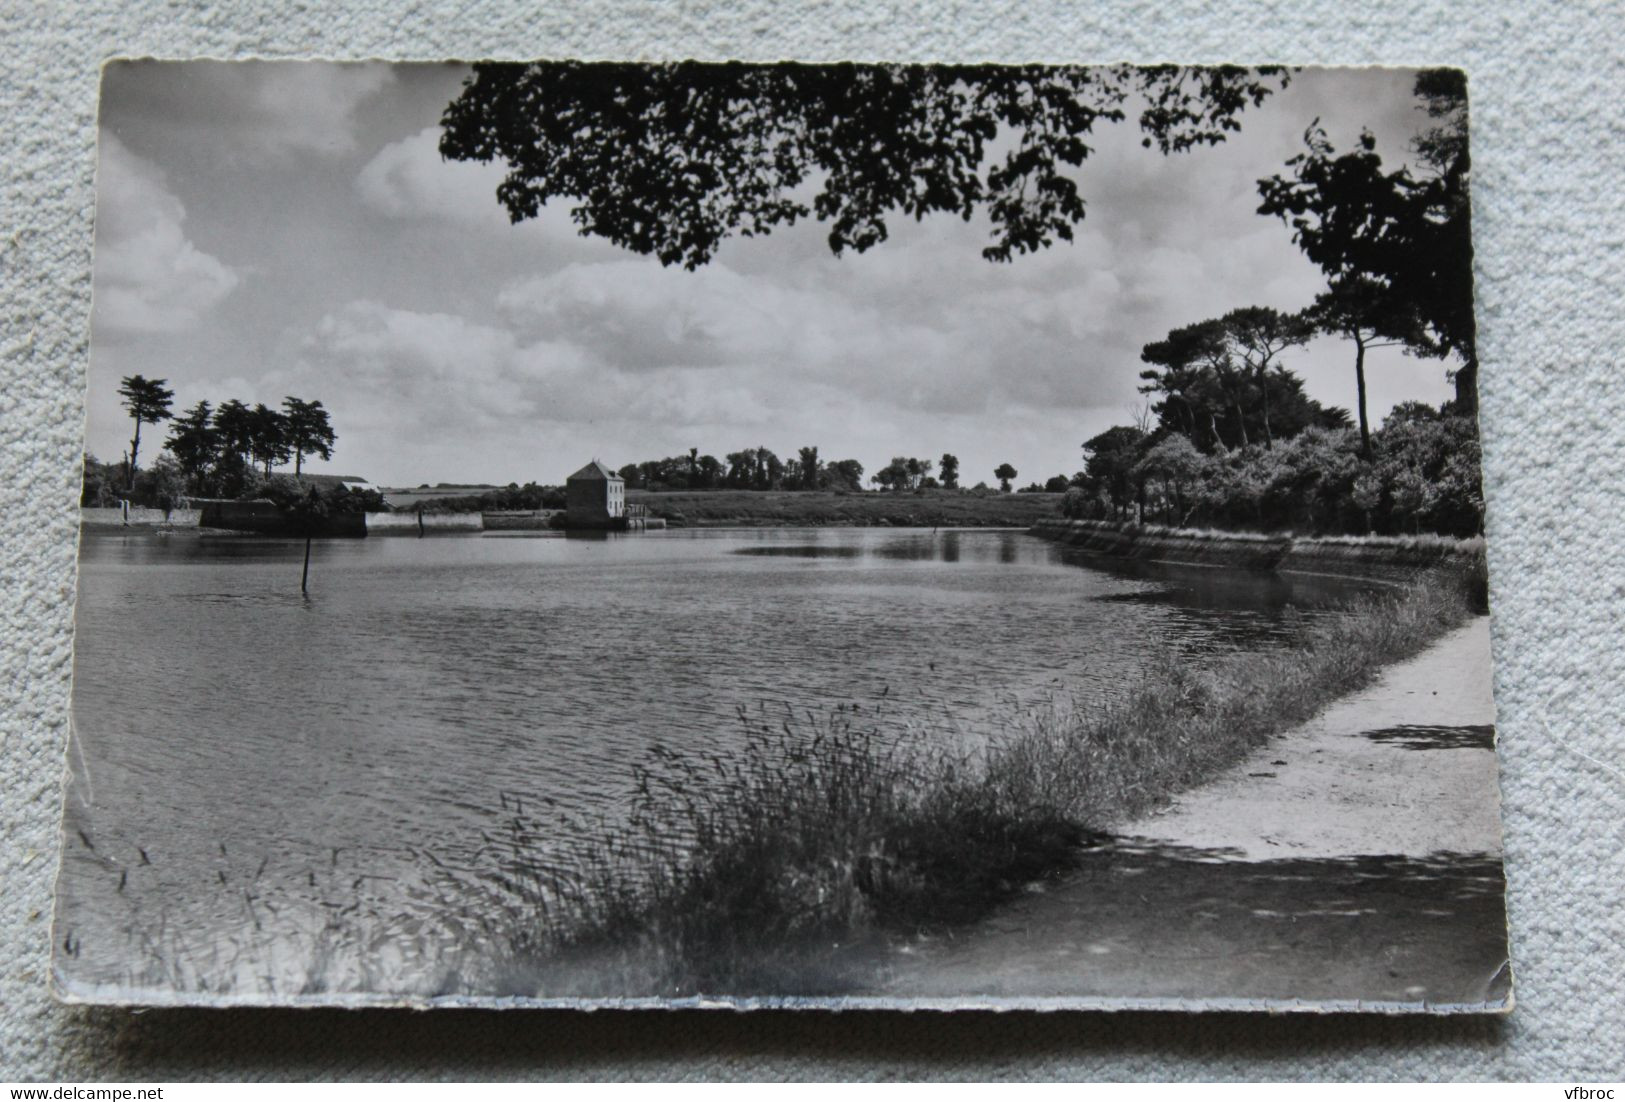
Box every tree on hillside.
[758,447,784,490]
[822,458,864,491]
[117,375,174,491]
[796,446,821,490]
[1140,320,1251,449]
[1140,310,1342,453]
[212,400,255,473]
[1134,434,1209,524]
[696,454,724,488]
[723,449,755,488]
[1304,276,1426,458]
[248,403,292,476]
[1081,426,1146,519]
[939,453,960,489]
[282,397,336,477]
[1222,306,1314,449]
[872,457,909,491]
[994,462,1018,493]
[440,62,1290,269]
[145,454,188,518]
[871,456,936,491]
[1136,340,1217,445]
[1257,70,1476,413]
[163,400,217,494]
[722,446,784,490]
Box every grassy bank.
[474,564,1481,998]
[627,489,1062,527]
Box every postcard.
[56,60,1507,1010]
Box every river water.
[56,526,1376,1000]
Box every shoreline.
[465,566,1482,1001]
[1030,517,1489,595]
[1030,516,1486,569]
[879,617,1508,1010]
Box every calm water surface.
[58,527,1375,996]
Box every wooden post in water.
[417,507,425,537]
[301,536,312,594]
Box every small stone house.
[565,460,625,527]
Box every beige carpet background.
[3,0,1621,1081]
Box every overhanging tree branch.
[440,61,1292,270]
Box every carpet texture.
[3,0,1621,1081]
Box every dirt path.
[879,616,1510,1010]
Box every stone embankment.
[80,506,202,528]
[1030,517,1487,586]
[362,511,484,534]
[78,506,482,535]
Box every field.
[379,485,505,510]
[628,489,1064,527]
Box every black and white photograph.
[56,59,1507,1010]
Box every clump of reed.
[454,703,1089,997]
[473,566,1480,997]
[60,839,480,1003]
[987,566,1479,826]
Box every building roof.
[567,460,622,482]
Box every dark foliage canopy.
[117,375,174,424]
[1256,69,1475,407]
[441,61,1291,269]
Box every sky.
[85,62,1458,489]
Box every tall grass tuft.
[471,565,1480,997]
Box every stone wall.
[1030,518,1488,586]
[79,506,201,527]
[364,511,484,534]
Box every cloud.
[287,297,783,436]
[104,60,395,158]
[356,126,511,224]
[283,302,549,434]
[497,260,823,372]
[243,63,395,155]
[494,248,1150,419]
[92,133,241,334]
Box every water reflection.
[1073,553,1384,649]
[730,529,1014,564]
[734,545,864,558]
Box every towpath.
[879,616,1510,1009]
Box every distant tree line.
[87,375,345,509]
[613,448,1040,496]
[614,447,864,493]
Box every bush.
[251,476,386,520]
[1071,411,1484,536]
